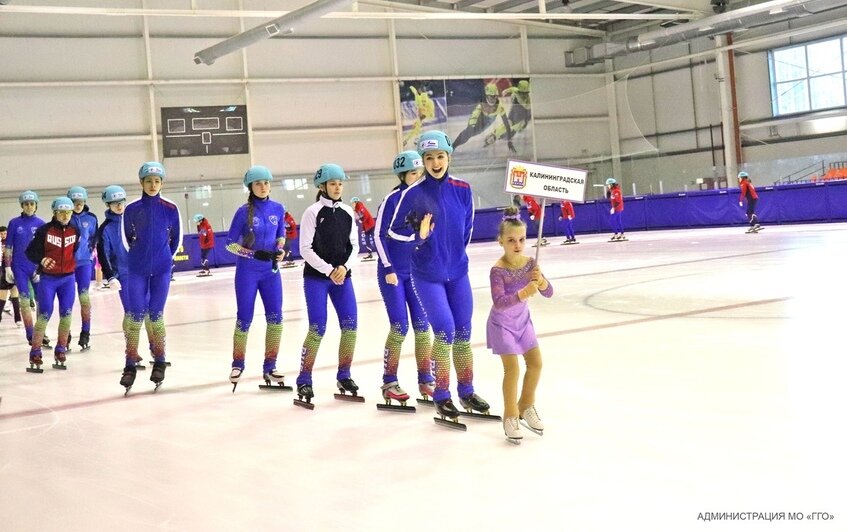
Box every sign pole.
[535,197,546,264]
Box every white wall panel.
[0,0,141,36]
[532,77,607,118]
[535,121,609,160]
[617,75,656,139]
[246,39,392,77]
[249,82,394,129]
[0,37,146,82]
[735,52,772,122]
[658,131,697,152]
[0,87,149,138]
[146,0,241,36]
[654,69,695,133]
[395,21,520,39]
[152,38,245,79]
[396,39,523,77]
[692,62,720,129]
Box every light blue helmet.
[193,214,204,223]
[139,161,166,180]
[738,171,749,179]
[392,150,424,175]
[605,177,617,186]
[101,185,127,204]
[350,197,360,204]
[244,165,274,188]
[314,164,348,187]
[51,197,74,212]
[417,130,453,155]
[67,186,88,201]
[19,190,39,205]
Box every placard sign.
[504,159,587,202]
[162,105,249,158]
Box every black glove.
[254,250,276,261]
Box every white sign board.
[504,159,588,203]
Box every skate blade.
[334,393,365,403]
[123,387,132,396]
[376,403,416,413]
[416,397,435,407]
[51,364,67,370]
[153,382,163,392]
[135,364,146,370]
[149,361,172,366]
[26,367,44,374]
[293,398,315,410]
[433,417,467,431]
[457,411,502,422]
[519,421,544,436]
[506,437,523,445]
[80,346,91,352]
[258,384,293,392]
[231,382,238,393]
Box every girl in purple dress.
[487,206,553,444]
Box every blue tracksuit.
[69,206,98,334]
[392,172,477,402]
[97,209,129,308]
[5,212,45,341]
[375,182,432,385]
[121,192,182,365]
[226,197,286,372]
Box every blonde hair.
[498,206,525,238]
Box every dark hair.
[498,206,525,238]
[0,226,6,232]
[242,192,257,248]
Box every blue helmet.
[51,197,74,212]
[139,161,166,180]
[392,150,424,175]
[67,186,87,201]
[244,165,274,188]
[314,164,348,186]
[417,130,453,155]
[737,171,749,179]
[193,213,204,223]
[19,190,39,205]
[350,197,360,204]
[605,177,617,186]
[102,185,127,204]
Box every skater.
[559,200,577,244]
[67,186,98,351]
[281,210,298,267]
[24,197,80,372]
[522,195,547,246]
[487,206,552,443]
[606,178,626,241]
[738,171,762,233]
[374,150,434,408]
[194,213,215,276]
[486,79,531,146]
[119,161,182,394]
[224,165,288,392]
[391,130,492,424]
[296,163,361,405]
[0,226,23,328]
[351,197,376,260]
[452,82,516,153]
[4,191,50,348]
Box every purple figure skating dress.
[486,257,554,355]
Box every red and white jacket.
[25,219,80,275]
[609,186,624,213]
[284,211,298,240]
[739,180,759,202]
[523,195,542,220]
[353,202,376,232]
[560,201,575,219]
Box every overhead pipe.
[566,0,847,66]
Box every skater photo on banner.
[399,80,447,151]
[446,78,534,164]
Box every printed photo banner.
[505,159,588,203]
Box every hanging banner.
[505,159,588,202]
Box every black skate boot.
[335,378,365,403]
[52,350,67,370]
[294,384,315,410]
[42,336,52,348]
[433,398,466,431]
[120,365,137,396]
[78,331,90,352]
[376,382,415,413]
[259,369,293,392]
[26,355,44,374]
[458,393,501,421]
[150,361,167,391]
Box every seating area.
[810,161,847,182]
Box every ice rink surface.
[1,224,845,531]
